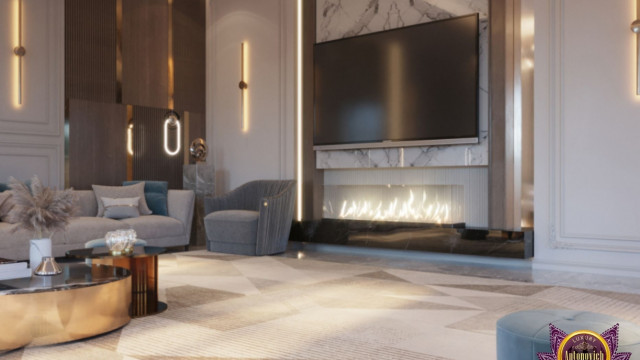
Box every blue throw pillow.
[0,183,8,192]
[122,180,169,216]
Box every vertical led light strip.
[239,42,249,132]
[633,0,640,95]
[13,0,25,107]
[168,0,175,109]
[296,0,303,221]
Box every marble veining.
[316,0,490,169]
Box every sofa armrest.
[168,190,195,244]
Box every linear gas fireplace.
[323,185,464,225]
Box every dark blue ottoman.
[496,310,640,360]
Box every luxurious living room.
[2,0,640,359]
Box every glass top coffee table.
[66,246,167,317]
[0,263,131,352]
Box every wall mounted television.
[313,14,479,150]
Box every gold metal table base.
[0,265,131,352]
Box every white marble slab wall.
[316,0,489,169]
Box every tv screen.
[314,14,479,148]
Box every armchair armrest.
[255,181,296,255]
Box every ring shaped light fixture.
[164,110,181,156]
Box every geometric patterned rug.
[6,250,640,359]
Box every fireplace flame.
[336,189,451,224]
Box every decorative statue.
[189,138,208,162]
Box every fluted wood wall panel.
[68,99,127,189]
[173,0,206,114]
[122,0,169,109]
[65,0,117,103]
[131,106,183,189]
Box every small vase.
[30,238,52,271]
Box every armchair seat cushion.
[204,210,259,246]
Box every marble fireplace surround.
[315,0,489,170]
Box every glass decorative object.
[105,229,137,256]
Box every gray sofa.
[204,180,296,256]
[0,189,195,260]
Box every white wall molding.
[0,142,63,187]
[545,0,640,252]
[0,0,64,188]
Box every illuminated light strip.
[13,0,24,107]
[164,118,181,156]
[168,0,174,109]
[296,0,303,221]
[240,42,249,132]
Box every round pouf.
[496,310,640,360]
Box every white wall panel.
[207,0,295,194]
[534,0,640,276]
[0,0,64,188]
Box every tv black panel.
[314,14,479,147]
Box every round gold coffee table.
[0,263,131,352]
[66,246,167,318]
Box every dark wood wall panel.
[65,0,117,103]
[69,99,127,189]
[131,106,183,189]
[173,0,206,114]
[122,0,169,109]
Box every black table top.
[66,246,166,259]
[0,263,130,295]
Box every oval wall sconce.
[127,123,134,156]
[164,110,181,156]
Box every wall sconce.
[14,0,25,106]
[163,110,181,156]
[632,10,640,95]
[239,42,249,132]
[127,123,134,156]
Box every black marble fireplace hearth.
[290,219,533,259]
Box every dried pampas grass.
[8,176,78,239]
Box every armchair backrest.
[239,180,295,211]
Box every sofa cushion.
[0,183,8,192]
[74,190,98,217]
[92,182,152,217]
[0,222,66,252]
[123,181,168,216]
[64,217,130,245]
[120,215,184,239]
[0,191,15,223]
[204,210,259,245]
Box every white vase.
[30,238,52,271]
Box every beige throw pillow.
[92,182,152,217]
[0,191,16,223]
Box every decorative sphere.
[189,138,208,162]
[632,20,640,34]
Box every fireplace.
[323,184,464,225]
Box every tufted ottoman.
[496,310,640,360]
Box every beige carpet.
[6,250,640,359]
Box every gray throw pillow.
[102,196,140,219]
[92,182,152,217]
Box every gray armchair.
[203,180,296,256]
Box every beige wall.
[0,0,64,188]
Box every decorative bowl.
[105,229,137,256]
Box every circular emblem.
[558,330,611,360]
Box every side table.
[66,246,167,317]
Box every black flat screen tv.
[314,14,479,149]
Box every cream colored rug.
[6,250,640,360]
